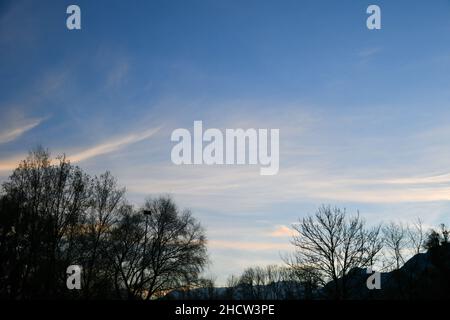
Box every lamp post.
[143,210,151,258]
[141,209,152,293]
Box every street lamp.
[141,209,152,289]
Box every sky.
[2,0,450,284]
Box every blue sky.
[2,0,450,284]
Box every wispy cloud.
[105,61,129,89]
[357,47,382,58]
[0,117,45,144]
[0,127,161,172]
[209,240,291,251]
[356,47,383,66]
[68,127,160,163]
[122,164,450,212]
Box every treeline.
[172,207,450,300]
[169,265,318,300]
[0,148,207,299]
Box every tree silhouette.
[108,196,207,299]
[290,205,382,299]
[382,222,408,270]
[0,148,208,299]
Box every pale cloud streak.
[0,127,161,172]
[209,240,291,251]
[121,164,450,212]
[68,127,160,163]
[0,117,45,144]
[358,47,382,58]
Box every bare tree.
[228,264,320,300]
[407,219,425,255]
[238,266,271,299]
[142,197,207,299]
[290,205,382,299]
[0,148,92,298]
[0,148,208,300]
[265,265,285,299]
[107,204,145,299]
[365,225,384,267]
[224,275,240,299]
[235,265,282,299]
[109,196,208,299]
[187,276,217,299]
[286,264,320,299]
[382,222,407,270]
[79,171,126,298]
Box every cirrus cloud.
[0,117,46,144]
[68,127,160,163]
[0,126,161,173]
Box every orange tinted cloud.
[269,225,297,238]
